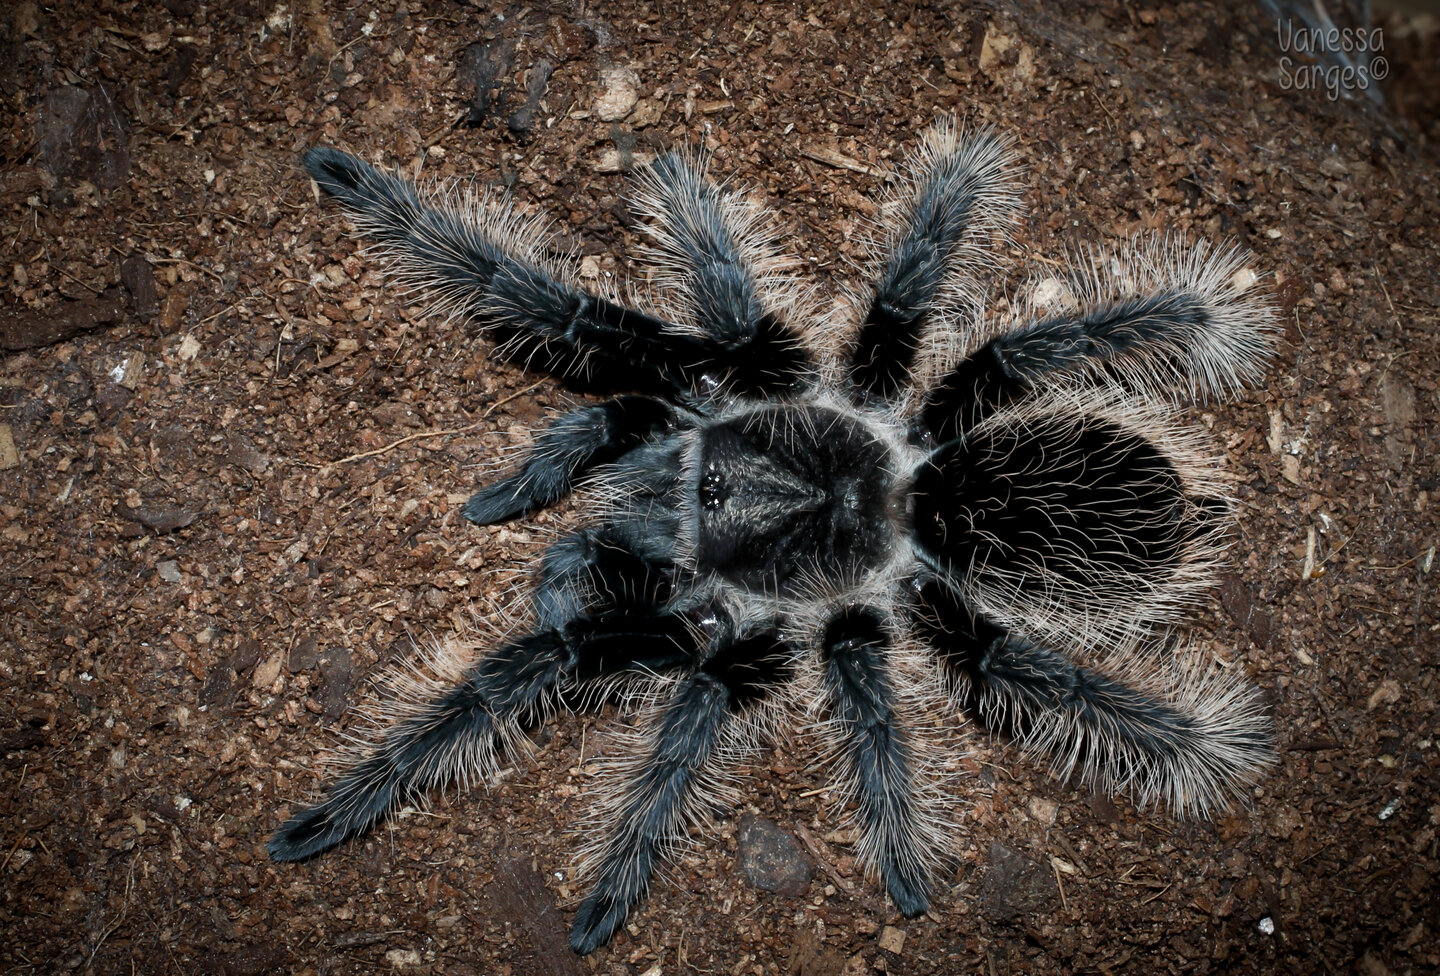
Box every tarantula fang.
[271,119,1277,955]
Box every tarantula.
[271,120,1276,954]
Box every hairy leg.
[915,579,1273,817]
[849,122,1017,404]
[303,147,813,397]
[629,150,814,395]
[269,525,678,861]
[569,617,794,953]
[818,606,939,917]
[914,239,1276,445]
[304,147,693,392]
[463,396,676,525]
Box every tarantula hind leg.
[915,580,1274,818]
[570,616,794,954]
[462,395,675,525]
[818,607,942,917]
[269,526,680,862]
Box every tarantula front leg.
[304,147,698,393]
[463,395,676,525]
[848,121,1018,404]
[818,607,941,917]
[914,579,1273,817]
[571,614,795,954]
[268,525,679,861]
[913,241,1276,445]
[630,149,813,395]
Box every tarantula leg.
[914,295,1206,442]
[532,523,692,686]
[916,580,1273,817]
[570,621,794,954]
[530,523,678,629]
[463,396,675,525]
[629,152,813,396]
[303,147,815,397]
[632,152,777,347]
[270,526,677,861]
[483,264,691,392]
[850,122,1017,403]
[268,629,572,862]
[303,147,688,393]
[914,240,1275,445]
[819,607,936,917]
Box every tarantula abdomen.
[913,408,1203,593]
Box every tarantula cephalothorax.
[271,120,1277,954]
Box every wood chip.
[878,925,905,954]
[0,289,127,350]
[0,424,17,470]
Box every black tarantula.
[271,119,1277,954]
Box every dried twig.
[322,379,547,469]
[798,145,882,176]
[793,821,856,892]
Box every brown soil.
[2,2,1437,975]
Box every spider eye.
[699,470,729,510]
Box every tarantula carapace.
[271,120,1276,954]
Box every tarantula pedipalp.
[271,120,1277,954]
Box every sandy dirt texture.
[2,1,1438,974]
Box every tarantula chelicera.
[271,120,1276,954]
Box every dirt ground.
[2,1,1437,974]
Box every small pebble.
[736,815,815,895]
[1027,795,1059,824]
[384,948,424,971]
[594,65,639,121]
